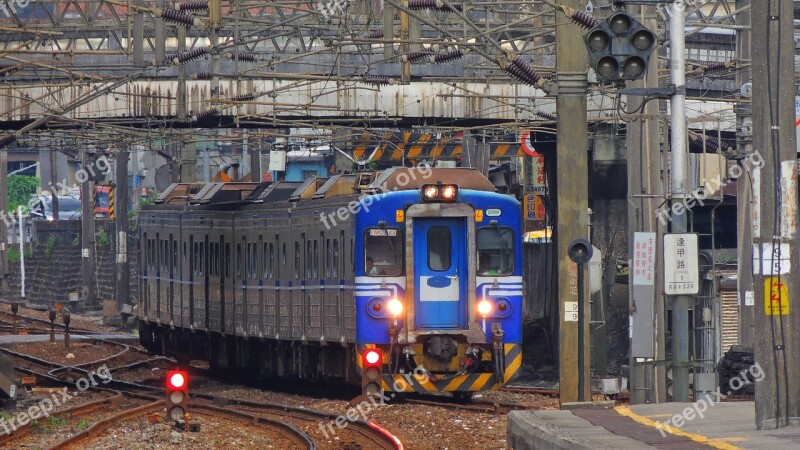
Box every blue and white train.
[138,167,523,396]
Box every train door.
[413,218,467,329]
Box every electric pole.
[734,0,753,347]
[668,0,690,403]
[115,149,130,312]
[80,148,97,307]
[49,150,59,220]
[751,0,800,429]
[627,5,666,405]
[0,149,7,295]
[556,0,590,404]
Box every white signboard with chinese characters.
[633,232,656,286]
[664,234,699,295]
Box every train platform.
[508,401,800,449]
[0,333,139,345]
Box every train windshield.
[364,228,404,276]
[476,227,515,275]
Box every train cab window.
[476,227,515,275]
[427,227,451,271]
[363,228,404,276]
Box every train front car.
[354,168,523,398]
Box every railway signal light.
[361,349,383,397]
[583,11,656,82]
[166,370,189,423]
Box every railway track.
[0,341,403,450]
[404,394,530,415]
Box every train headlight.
[441,185,457,200]
[477,299,493,317]
[423,185,439,201]
[387,298,404,317]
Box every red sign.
[520,130,538,157]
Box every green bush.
[8,175,40,212]
[44,236,57,258]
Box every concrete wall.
[5,220,140,309]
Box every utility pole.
[80,148,97,307]
[0,149,8,295]
[734,0,753,347]
[751,0,800,430]
[556,0,589,404]
[627,5,666,405]
[667,0,690,403]
[115,149,130,312]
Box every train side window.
[326,239,332,279]
[225,243,231,278]
[199,241,205,275]
[427,227,451,271]
[313,240,319,278]
[363,229,404,276]
[236,243,243,278]
[249,243,257,279]
[350,238,354,275]
[173,241,178,275]
[306,240,313,278]
[332,239,339,279]
[294,241,300,279]
[263,243,269,279]
[183,242,187,263]
[476,227,515,275]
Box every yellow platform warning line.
[614,406,743,450]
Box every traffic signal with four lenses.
[584,12,656,82]
[361,349,383,397]
[166,370,189,423]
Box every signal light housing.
[583,12,656,82]
[421,184,458,202]
[361,349,383,396]
[166,370,189,423]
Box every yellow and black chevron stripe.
[351,132,524,162]
[358,343,522,393]
[108,186,115,220]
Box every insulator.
[506,57,542,85]
[407,51,434,63]
[364,30,383,39]
[571,10,599,29]
[536,110,557,121]
[361,75,389,86]
[0,134,17,149]
[434,49,463,64]
[175,0,208,11]
[173,47,208,64]
[230,53,258,62]
[195,108,219,120]
[408,0,462,12]
[702,61,728,73]
[232,93,255,101]
[161,8,197,26]
[191,72,212,80]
